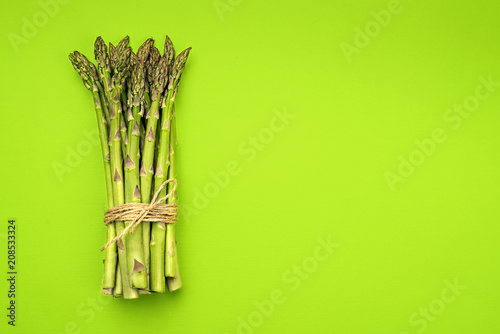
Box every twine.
[101,179,177,251]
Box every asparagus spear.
[145,46,160,92]
[136,39,154,286]
[166,107,182,291]
[163,47,191,278]
[150,36,176,289]
[141,45,160,201]
[68,51,117,291]
[113,263,123,297]
[94,37,113,102]
[138,38,154,108]
[116,36,130,160]
[94,38,128,296]
[143,53,170,292]
[124,53,148,289]
[167,257,182,292]
[98,38,139,299]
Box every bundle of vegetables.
[69,35,191,299]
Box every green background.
[1,0,499,333]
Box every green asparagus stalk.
[143,53,170,292]
[141,45,160,262]
[150,36,176,289]
[102,38,139,299]
[68,51,117,291]
[113,260,123,297]
[93,40,122,294]
[94,37,113,101]
[138,38,154,108]
[166,108,182,291]
[136,39,154,287]
[123,53,148,289]
[163,47,191,278]
[167,258,182,292]
[165,109,177,277]
[167,257,182,292]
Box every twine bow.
[100,179,177,251]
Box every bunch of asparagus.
[69,35,191,299]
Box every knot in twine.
[101,179,177,251]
